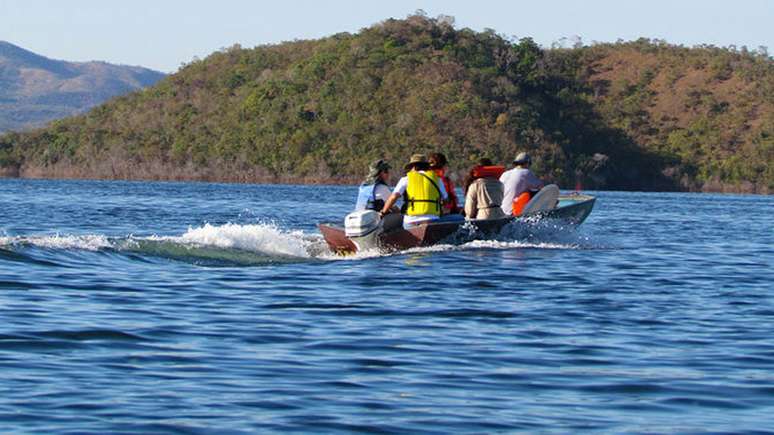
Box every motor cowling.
[344,210,381,237]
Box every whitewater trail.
[157,223,312,258]
[0,233,113,251]
[0,222,596,265]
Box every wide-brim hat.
[513,152,531,164]
[405,153,428,170]
[367,159,391,178]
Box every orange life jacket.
[432,168,459,213]
[471,165,505,179]
[512,191,532,216]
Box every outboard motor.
[344,210,382,251]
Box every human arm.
[527,170,544,190]
[374,184,398,212]
[444,177,459,213]
[380,193,401,216]
[380,177,407,216]
[436,175,448,201]
[464,183,477,219]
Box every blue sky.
[1,0,772,73]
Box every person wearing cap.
[354,159,394,212]
[499,151,544,216]
[380,154,449,228]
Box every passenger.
[380,154,449,229]
[464,158,507,220]
[499,152,544,216]
[429,152,460,214]
[354,159,393,212]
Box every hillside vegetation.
[1,16,771,192]
[0,41,165,133]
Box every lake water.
[1,178,772,432]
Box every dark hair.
[429,152,448,169]
[411,161,431,171]
[463,158,495,193]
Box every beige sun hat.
[404,153,428,170]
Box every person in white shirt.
[354,159,393,212]
[499,152,544,216]
[380,154,449,229]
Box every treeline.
[0,14,771,192]
[564,39,772,192]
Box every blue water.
[1,178,773,433]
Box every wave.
[0,234,112,251]
[123,224,322,266]
[0,220,594,266]
[0,224,315,266]
[147,223,312,258]
[323,228,594,262]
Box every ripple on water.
[1,183,774,432]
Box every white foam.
[170,223,311,258]
[0,222,591,261]
[1,224,314,259]
[0,234,112,251]
[461,239,580,250]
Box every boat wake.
[0,223,319,267]
[341,218,597,260]
[0,220,596,267]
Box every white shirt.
[373,183,392,205]
[393,171,448,226]
[499,167,543,215]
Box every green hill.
[1,15,771,192]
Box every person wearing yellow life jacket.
[380,154,449,229]
[463,158,507,220]
[499,152,544,216]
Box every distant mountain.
[0,41,165,132]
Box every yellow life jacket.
[406,171,442,216]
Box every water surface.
[1,179,773,432]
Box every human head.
[478,157,493,166]
[379,167,390,182]
[513,152,531,167]
[405,153,430,171]
[367,159,391,179]
[429,152,448,170]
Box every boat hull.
[319,194,595,254]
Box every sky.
[1,0,772,73]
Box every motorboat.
[319,186,595,254]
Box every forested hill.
[0,41,165,133]
[1,16,771,192]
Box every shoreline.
[1,172,768,195]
